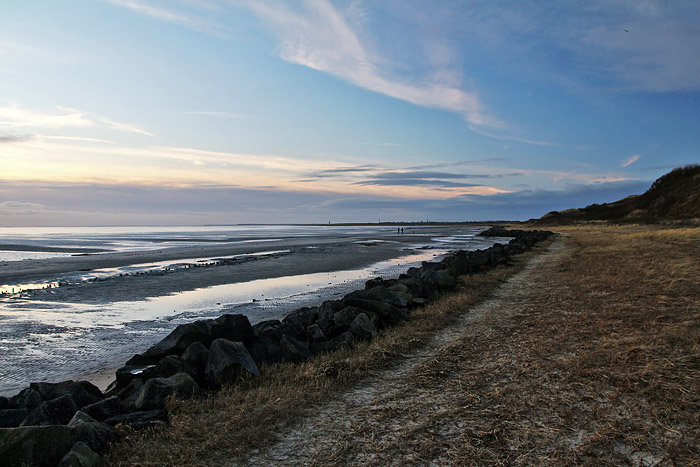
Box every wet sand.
[0,226,501,395]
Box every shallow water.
[0,225,507,395]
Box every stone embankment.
[0,227,552,466]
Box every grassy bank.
[105,225,699,465]
[104,239,546,465]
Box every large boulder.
[0,409,28,428]
[347,286,412,308]
[0,425,75,467]
[252,319,282,340]
[58,441,101,467]
[80,396,124,422]
[312,331,357,353]
[278,335,313,363]
[133,372,202,410]
[180,341,210,382]
[142,314,254,360]
[247,337,281,367]
[10,388,42,411]
[21,394,77,426]
[333,306,363,327]
[306,324,325,342]
[68,411,116,453]
[204,339,260,388]
[349,313,378,341]
[0,397,13,410]
[104,409,167,429]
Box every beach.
[0,224,507,396]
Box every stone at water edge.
[278,335,313,363]
[58,441,101,467]
[349,312,378,341]
[0,409,28,428]
[68,411,116,453]
[81,396,125,422]
[133,372,202,411]
[0,425,75,467]
[205,339,260,388]
[21,394,78,426]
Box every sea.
[0,224,507,395]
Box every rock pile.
[0,228,552,466]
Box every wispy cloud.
[0,133,33,144]
[107,0,219,34]
[237,1,500,128]
[181,111,248,119]
[467,123,556,147]
[0,103,154,136]
[621,154,640,167]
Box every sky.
[1,0,699,226]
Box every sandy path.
[243,237,567,466]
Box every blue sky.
[1,0,699,226]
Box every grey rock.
[180,341,209,382]
[104,409,167,429]
[10,388,42,411]
[0,397,13,410]
[312,331,357,353]
[81,396,124,422]
[349,312,377,341]
[247,337,281,367]
[57,441,101,467]
[0,425,75,467]
[134,372,202,410]
[252,319,282,340]
[333,306,363,327]
[143,314,254,360]
[306,324,325,342]
[0,409,28,428]
[278,335,313,363]
[21,394,77,426]
[68,411,116,452]
[205,339,260,388]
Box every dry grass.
[105,225,700,465]
[104,242,543,466]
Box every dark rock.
[68,411,116,453]
[142,314,254,361]
[318,300,344,320]
[278,335,313,363]
[283,307,319,329]
[104,409,167,429]
[0,397,13,410]
[348,286,412,308]
[57,441,100,467]
[364,277,384,289]
[0,425,74,467]
[115,378,144,403]
[312,331,357,353]
[21,394,77,426]
[0,409,28,428]
[29,381,72,402]
[113,365,156,393]
[154,355,198,380]
[205,339,260,388]
[180,341,209,381]
[306,324,325,342]
[64,382,102,409]
[276,319,306,341]
[247,336,281,367]
[349,313,377,341]
[10,388,42,411]
[252,319,282,340]
[133,372,202,410]
[333,306,363,327]
[207,314,255,345]
[124,352,159,366]
[81,396,124,422]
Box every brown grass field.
[105,224,699,466]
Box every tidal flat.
[0,224,507,395]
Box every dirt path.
[243,238,569,466]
